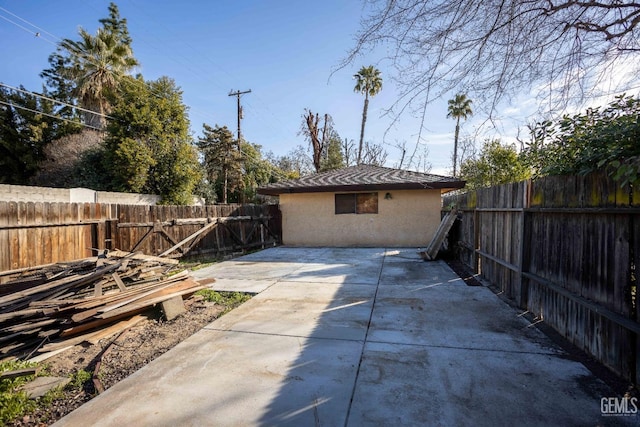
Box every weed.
[194,289,252,313]
[40,385,65,406]
[69,369,93,389]
[180,254,220,271]
[0,360,39,424]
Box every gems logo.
[601,397,638,417]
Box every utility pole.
[228,89,250,204]
[228,89,251,144]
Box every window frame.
[334,192,378,215]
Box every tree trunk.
[358,96,369,165]
[83,98,107,130]
[453,118,460,177]
[304,111,324,173]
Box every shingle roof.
[257,165,465,195]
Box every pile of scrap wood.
[0,250,209,361]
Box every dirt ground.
[10,297,228,427]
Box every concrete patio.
[53,247,632,426]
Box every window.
[335,193,378,214]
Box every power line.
[0,7,173,105]
[0,11,57,46]
[0,100,103,131]
[0,6,59,41]
[0,4,291,145]
[0,82,113,120]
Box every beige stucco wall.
[280,190,442,247]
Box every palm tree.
[447,93,473,177]
[354,66,382,165]
[61,28,138,129]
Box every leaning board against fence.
[0,202,281,275]
[443,172,640,385]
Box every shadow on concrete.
[53,247,635,426]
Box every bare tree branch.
[300,110,334,173]
[343,0,640,121]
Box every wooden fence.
[0,202,281,274]
[443,172,639,385]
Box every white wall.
[0,184,162,205]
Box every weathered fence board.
[0,202,281,274]
[444,171,639,385]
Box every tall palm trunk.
[358,95,369,165]
[453,118,460,177]
[83,97,107,130]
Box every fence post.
[106,219,118,251]
[473,206,480,274]
[519,180,531,309]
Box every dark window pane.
[356,192,378,214]
[335,194,355,214]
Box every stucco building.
[258,165,465,247]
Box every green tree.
[0,86,61,183]
[104,76,201,204]
[447,93,473,177]
[320,135,345,172]
[57,3,138,129]
[198,124,243,204]
[98,2,133,47]
[353,66,382,165]
[240,142,285,203]
[459,139,531,190]
[265,149,308,179]
[40,52,79,125]
[523,94,640,186]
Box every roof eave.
[257,181,466,196]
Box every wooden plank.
[161,296,186,321]
[422,209,458,261]
[112,272,127,291]
[522,271,640,334]
[158,220,218,257]
[0,367,39,380]
[476,249,519,273]
[69,278,188,322]
[87,314,146,345]
[129,226,154,253]
[94,281,103,297]
[0,220,106,230]
[0,308,44,322]
[0,262,121,306]
[98,284,206,320]
[106,250,179,265]
[2,318,58,333]
[96,272,191,314]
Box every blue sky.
[0,0,576,175]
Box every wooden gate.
[114,204,280,257]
